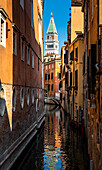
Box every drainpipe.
[97,0,99,64]
[100,25,102,170]
[73,43,75,122]
[85,1,88,133]
[98,0,102,169]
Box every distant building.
[59,44,69,112]
[44,13,61,99]
[59,0,84,119]
[0,0,44,168]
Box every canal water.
[11,105,90,170]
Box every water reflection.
[12,106,89,170]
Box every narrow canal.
[11,105,90,170]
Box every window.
[49,36,52,40]
[48,84,50,91]
[70,72,72,87]
[49,65,50,69]
[51,72,53,80]
[45,74,47,80]
[20,0,24,10]
[59,73,61,80]
[47,45,53,48]
[27,47,30,65]
[60,81,62,88]
[51,84,53,91]
[75,47,78,60]
[58,83,60,91]
[13,32,17,55]
[27,89,29,105]
[38,14,42,45]
[0,15,6,47]
[52,64,54,69]
[31,0,34,28]
[20,88,24,109]
[21,39,24,61]
[60,64,62,72]
[70,50,74,61]
[75,70,78,90]
[48,74,50,80]
[32,89,34,104]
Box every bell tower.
[45,13,59,55]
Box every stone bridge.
[44,97,60,106]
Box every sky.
[43,0,71,55]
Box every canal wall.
[0,86,45,170]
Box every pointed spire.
[47,13,57,34]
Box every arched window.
[32,89,34,104]
[12,88,16,111]
[20,88,24,109]
[27,89,29,105]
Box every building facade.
[82,0,101,169]
[0,0,44,168]
[44,13,61,99]
[60,0,84,121]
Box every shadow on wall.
[0,80,11,157]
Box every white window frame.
[32,52,34,68]
[0,13,6,48]
[21,39,25,61]
[27,46,30,65]
[13,31,17,55]
[20,0,24,10]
